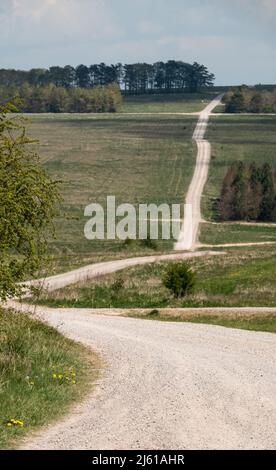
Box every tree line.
[223,86,276,113]
[0,82,122,113]
[219,161,276,221]
[0,61,215,94]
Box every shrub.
[111,277,125,294]
[122,237,134,248]
[140,236,158,250]
[163,262,196,298]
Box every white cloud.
[1,0,123,46]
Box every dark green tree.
[75,64,90,88]
[259,163,275,221]
[225,89,246,113]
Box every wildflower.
[58,374,63,379]
[4,419,24,428]
[26,377,35,386]
[52,374,57,379]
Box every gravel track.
[20,312,276,450]
[175,94,224,251]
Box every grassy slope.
[34,245,276,309]
[200,115,276,244]
[0,308,99,449]
[121,92,218,113]
[28,114,196,271]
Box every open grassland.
[200,115,276,244]
[199,222,276,245]
[127,310,276,334]
[27,114,197,270]
[204,115,276,218]
[121,92,218,113]
[0,308,99,449]
[34,245,276,309]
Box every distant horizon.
[1,62,275,89]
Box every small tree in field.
[163,262,196,298]
[0,101,60,300]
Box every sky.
[0,0,276,85]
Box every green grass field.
[200,115,276,245]
[121,92,218,113]
[0,308,99,449]
[34,245,276,309]
[199,222,276,245]
[27,114,197,271]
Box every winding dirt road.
[175,94,224,251]
[21,312,276,450]
[13,95,276,451]
[25,251,222,293]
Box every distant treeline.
[219,162,276,222]
[223,86,276,113]
[0,61,215,94]
[0,83,122,113]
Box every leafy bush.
[163,262,196,298]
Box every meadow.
[27,113,197,272]
[199,115,276,244]
[203,115,276,218]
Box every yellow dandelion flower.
[52,374,57,379]
[58,374,63,379]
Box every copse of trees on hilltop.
[0,82,122,113]
[0,61,215,94]
[219,161,276,222]
[223,86,276,113]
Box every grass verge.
[0,307,100,449]
[127,310,276,333]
